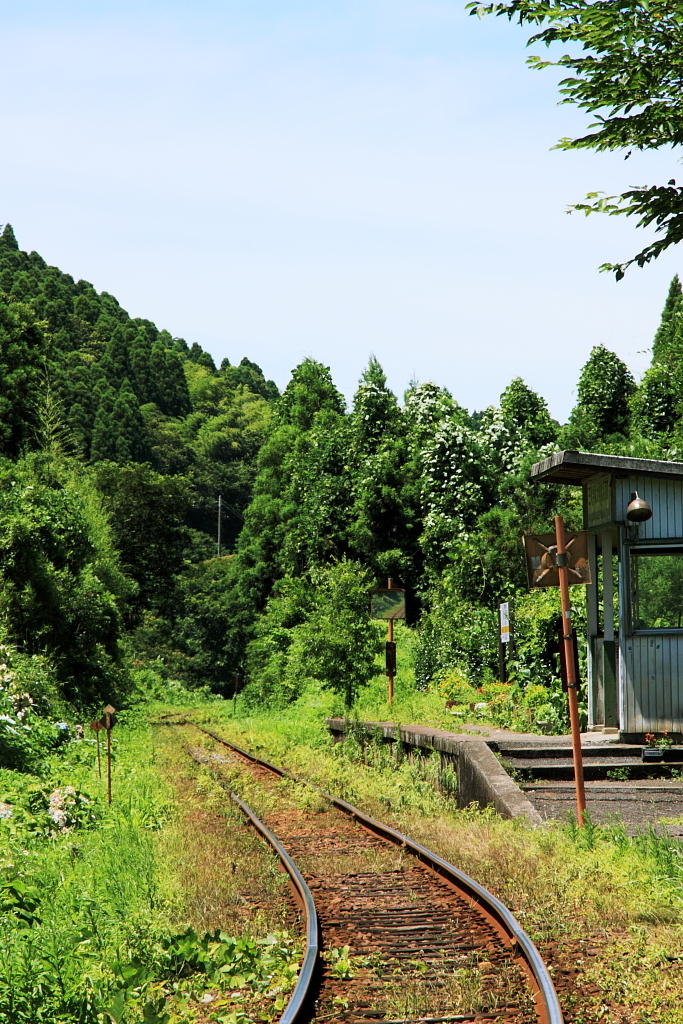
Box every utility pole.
[554,515,587,826]
[386,578,395,706]
[217,495,222,557]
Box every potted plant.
[659,731,683,762]
[642,733,665,762]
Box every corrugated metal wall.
[615,476,683,538]
[623,635,683,733]
[616,474,683,734]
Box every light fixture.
[626,491,653,523]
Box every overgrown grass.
[295,620,573,735]
[175,697,683,1023]
[0,713,303,1024]
[154,724,293,936]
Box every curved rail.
[184,746,318,1024]
[192,724,563,1024]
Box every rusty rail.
[191,724,564,1024]
[184,745,319,1024]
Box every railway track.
[166,720,563,1024]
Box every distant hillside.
[0,222,278,545]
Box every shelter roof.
[529,450,683,486]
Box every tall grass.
[0,717,302,1024]
[189,699,683,1016]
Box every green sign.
[370,589,406,620]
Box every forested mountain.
[0,219,681,724]
[218,275,683,713]
[0,223,278,704]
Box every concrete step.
[501,759,683,782]
[496,744,641,760]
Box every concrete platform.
[326,718,683,831]
[523,781,683,833]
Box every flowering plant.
[645,731,674,748]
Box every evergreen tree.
[348,358,420,589]
[223,357,279,401]
[352,355,401,452]
[0,295,47,456]
[90,384,118,462]
[128,332,152,404]
[652,275,683,365]
[631,364,681,439]
[562,345,636,447]
[149,342,191,416]
[281,408,354,575]
[164,348,192,416]
[100,326,129,384]
[277,358,345,431]
[188,342,216,371]
[113,379,148,463]
[0,224,19,251]
[499,377,556,449]
[67,402,91,455]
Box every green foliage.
[10,228,683,729]
[352,356,402,451]
[630,363,681,439]
[93,462,189,619]
[245,559,383,708]
[467,2,683,275]
[286,560,383,707]
[0,718,303,1024]
[277,357,345,431]
[176,555,241,689]
[0,294,47,457]
[499,376,556,450]
[0,461,134,704]
[652,274,683,365]
[561,345,635,447]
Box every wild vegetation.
[174,701,683,1024]
[3,222,683,732]
[4,222,683,1021]
[0,711,303,1024]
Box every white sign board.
[499,602,510,644]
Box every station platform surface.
[455,723,683,833]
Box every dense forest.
[0,220,682,745]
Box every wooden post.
[387,578,394,706]
[106,713,112,805]
[103,704,116,805]
[554,516,587,826]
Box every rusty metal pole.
[106,712,112,805]
[96,730,101,779]
[554,515,587,826]
[387,578,394,707]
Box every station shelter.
[530,450,683,742]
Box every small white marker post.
[90,720,103,778]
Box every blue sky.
[1,0,680,421]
